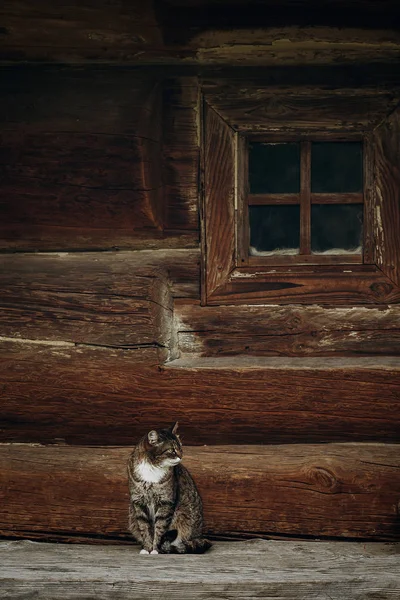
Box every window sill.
[165,355,400,371]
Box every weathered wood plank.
[210,265,400,305]
[202,81,399,132]
[0,67,168,250]
[2,0,400,67]
[163,78,199,232]
[0,132,164,237]
[0,253,173,348]
[1,443,400,541]
[1,342,400,445]
[0,248,199,299]
[373,105,400,289]
[0,68,163,139]
[176,302,400,356]
[0,229,199,252]
[0,131,162,190]
[1,540,399,600]
[203,101,236,300]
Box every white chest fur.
[135,460,167,484]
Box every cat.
[127,422,211,554]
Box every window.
[201,92,400,306]
[240,139,364,265]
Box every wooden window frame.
[238,134,365,267]
[201,99,400,306]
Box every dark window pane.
[311,204,363,254]
[249,143,300,193]
[311,142,363,193]
[249,205,300,255]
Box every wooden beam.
[0,68,171,250]
[202,101,236,300]
[1,443,400,540]
[1,539,400,600]
[175,302,400,356]
[2,0,400,67]
[202,86,399,132]
[1,342,400,445]
[0,248,199,298]
[163,78,200,233]
[373,105,400,289]
[0,254,173,350]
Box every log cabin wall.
[1,0,400,543]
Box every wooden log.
[0,228,199,252]
[1,443,400,541]
[0,68,163,139]
[0,254,173,349]
[0,248,199,300]
[163,78,199,232]
[1,342,400,445]
[0,68,167,249]
[1,540,400,600]
[2,0,400,67]
[202,102,236,300]
[175,302,400,356]
[0,131,162,190]
[202,82,399,132]
[373,106,400,290]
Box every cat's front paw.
[150,549,159,554]
[139,549,150,555]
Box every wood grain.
[0,132,163,235]
[2,0,400,67]
[0,68,163,139]
[175,302,400,357]
[236,134,249,265]
[300,141,311,254]
[163,78,200,232]
[0,1,162,64]
[1,443,400,541]
[203,101,236,299]
[210,265,400,305]
[0,253,173,349]
[1,341,400,445]
[0,67,167,250]
[0,248,199,297]
[0,540,399,600]
[1,540,400,600]
[203,86,399,132]
[373,105,400,288]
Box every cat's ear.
[148,430,159,445]
[170,422,179,435]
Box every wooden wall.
[1,59,400,543]
[0,68,199,251]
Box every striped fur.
[127,423,211,554]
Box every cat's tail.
[161,537,212,554]
[183,537,212,554]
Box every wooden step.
[1,443,400,542]
[1,539,399,600]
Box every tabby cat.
[127,422,211,554]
